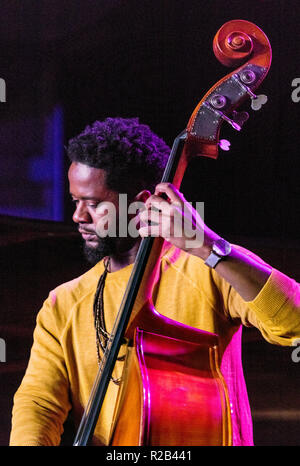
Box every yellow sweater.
[10,245,300,446]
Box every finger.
[154,182,185,205]
[139,208,161,225]
[145,195,173,213]
[138,224,160,237]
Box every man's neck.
[109,239,141,272]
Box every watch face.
[213,238,231,256]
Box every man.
[10,117,300,446]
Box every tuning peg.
[242,85,268,111]
[251,94,268,111]
[203,101,241,131]
[222,114,242,131]
[231,110,249,127]
[232,72,268,111]
[218,139,231,151]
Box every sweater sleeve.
[226,268,300,346]
[9,294,71,446]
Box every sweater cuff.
[246,268,296,322]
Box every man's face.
[68,162,133,265]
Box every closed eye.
[71,198,99,209]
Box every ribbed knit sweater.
[10,245,300,446]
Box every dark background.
[0,0,299,446]
[0,0,299,237]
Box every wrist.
[189,231,221,261]
[191,243,213,261]
[191,235,232,269]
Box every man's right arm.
[10,296,71,446]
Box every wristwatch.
[204,238,232,268]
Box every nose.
[72,201,92,224]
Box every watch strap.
[205,251,223,268]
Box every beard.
[82,235,138,266]
[83,236,118,266]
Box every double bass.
[73,19,272,446]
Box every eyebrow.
[70,194,101,201]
